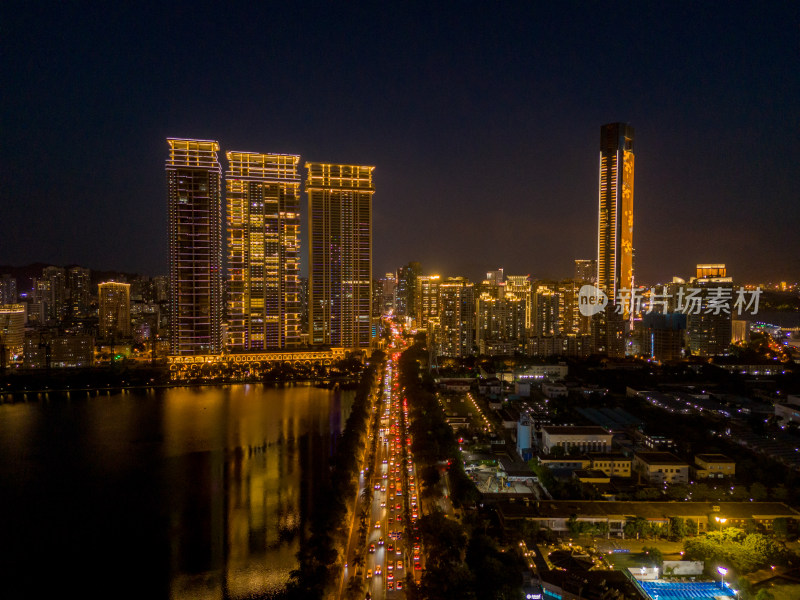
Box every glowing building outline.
[166,138,223,355]
[226,151,302,350]
[597,123,635,306]
[306,162,374,349]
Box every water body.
[0,384,353,599]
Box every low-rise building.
[693,453,736,479]
[633,451,689,484]
[497,501,800,536]
[588,453,631,478]
[541,426,613,454]
[541,382,568,398]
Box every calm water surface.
[0,384,352,599]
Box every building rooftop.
[542,426,611,436]
[499,501,800,521]
[634,451,688,465]
[694,453,735,464]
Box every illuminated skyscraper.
[307,163,374,349]
[415,275,441,329]
[68,266,91,318]
[0,304,25,367]
[98,281,131,339]
[226,152,301,350]
[166,138,223,355]
[438,277,475,357]
[396,261,421,318]
[596,123,634,357]
[597,123,635,303]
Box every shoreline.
[0,376,360,401]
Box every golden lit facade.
[0,304,25,366]
[227,152,301,350]
[597,123,635,305]
[166,138,223,355]
[415,275,440,329]
[437,277,474,357]
[307,163,374,349]
[98,282,131,339]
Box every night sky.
[2,2,799,284]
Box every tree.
[669,517,687,541]
[642,546,663,567]
[772,484,789,502]
[750,482,768,502]
[772,517,789,541]
[755,589,775,600]
[686,519,699,536]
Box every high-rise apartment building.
[0,304,25,367]
[395,262,421,318]
[438,277,475,357]
[43,266,67,322]
[166,138,223,355]
[68,266,92,318]
[415,275,441,329]
[532,286,562,337]
[505,275,532,330]
[574,259,597,284]
[226,152,301,350]
[0,275,17,305]
[98,282,131,339]
[307,163,374,349]
[597,123,635,305]
[476,289,525,355]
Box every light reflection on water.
[0,383,352,599]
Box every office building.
[642,312,686,361]
[307,162,374,349]
[597,122,635,303]
[99,281,131,339]
[687,264,733,357]
[226,151,301,350]
[541,426,613,455]
[596,123,634,357]
[166,138,223,355]
[633,452,690,484]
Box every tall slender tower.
[306,163,374,349]
[166,138,223,355]
[226,151,302,350]
[597,123,635,304]
[596,123,634,357]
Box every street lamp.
[717,566,727,589]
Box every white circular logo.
[578,285,608,316]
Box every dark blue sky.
[2,2,798,283]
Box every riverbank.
[0,366,363,400]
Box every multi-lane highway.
[340,333,422,599]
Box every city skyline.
[2,4,798,284]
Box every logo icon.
[578,285,608,316]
